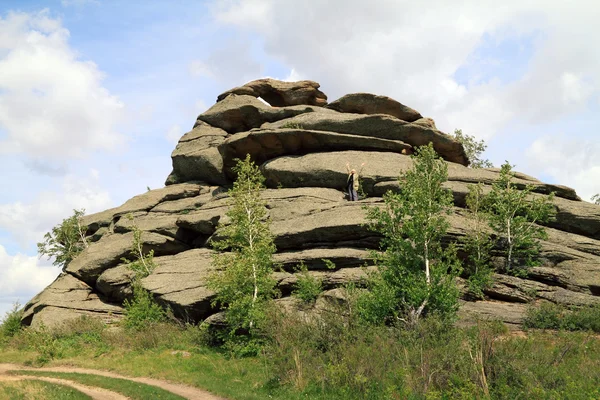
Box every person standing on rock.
[346,162,365,201]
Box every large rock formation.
[23,78,600,329]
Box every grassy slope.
[1,318,600,400]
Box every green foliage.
[2,309,600,399]
[280,121,304,129]
[322,258,337,271]
[524,302,600,332]
[292,262,322,304]
[363,143,461,325]
[208,155,277,338]
[120,214,157,279]
[119,214,165,330]
[463,184,494,298]
[487,162,556,275]
[592,194,600,205]
[123,282,166,331]
[37,209,88,269]
[453,129,493,168]
[0,302,23,339]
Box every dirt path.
[0,365,127,400]
[0,363,227,400]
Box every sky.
[1,0,599,320]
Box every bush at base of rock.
[123,284,166,331]
[523,302,600,332]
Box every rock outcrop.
[23,78,600,329]
[216,78,327,107]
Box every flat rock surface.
[326,92,422,122]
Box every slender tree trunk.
[506,218,512,271]
[137,240,150,275]
[424,242,431,285]
[247,201,258,330]
[77,218,88,248]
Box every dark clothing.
[347,175,358,201]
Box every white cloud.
[166,124,182,144]
[211,0,600,141]
[0,245,57,301]
[0,171,112,248]
[0,244,59,320]
[61,0,100,7]
[283,68,303,82]
[526,135,600,202]
[188,60,213,78]
[188,39,263,84]
[0,10,125,159]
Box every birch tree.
[208,155,277,336]
[487,162,555,275]
[362,143,461,325]
[37,209,88,269]
[463,183,494,297]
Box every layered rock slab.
[217,78,328,107]
[197,95,328,134]
[221,128,412,175]
[262,150,579,202]
[82,183,205,234]
[65,232,189,285]
[22,273,123,328]
[166,121,228,185]
[262,112,468,165]
[326,93,422,122]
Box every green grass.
[15,371,185,400]
[2,315,600,399]
[0,379,91,400]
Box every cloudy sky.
[1,0,599,319]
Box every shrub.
[292,262,322,304]
[524,302,600,332]
[523,302,562,329]
[123,283,166,331]
[1,302,23,339]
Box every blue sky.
[1,0,599,319]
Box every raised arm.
[358,162,366,174]
[345,162,351,174]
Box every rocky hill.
[22,79,600,329]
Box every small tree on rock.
[120,214,165,330]
[487,162,555,275]
[592,194,600,205]
[453,129,493,168]
[37,209,88,269]
[362,143,461,325]
[463,183,494,298]
[208,155,277,338]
